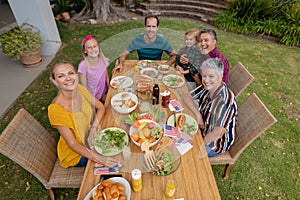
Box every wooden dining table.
[77,60,221,200]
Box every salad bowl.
[141,142,181,176]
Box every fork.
[94,163,124,171]
[141,141,156,171]
[154,136,172,159]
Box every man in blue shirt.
[113,15,177,73]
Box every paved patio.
[0,2,54,118]
[0,52,54,118]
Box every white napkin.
[168,99,184,112]
[175,142,193,155]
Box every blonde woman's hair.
[51,61,74,80]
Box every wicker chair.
[209,93,277,178]
[228,62,254,97]
[0,108,84,200]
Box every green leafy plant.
[0,22,41,61]
[253,19,283,37]
[69,0,85,12]
[214,0,300,46]
[214,10,238,31]
[280,23,300,46]
[227,0,274,20]
[282,1,300,25]
[55,0,72,13]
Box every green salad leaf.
[183,122,197,136]
[92,129,127,152]
[149,107,165,121]
[152,152,175,175]
[123,112,140,125]
[165,76,178,87]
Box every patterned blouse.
[191,84,237,154]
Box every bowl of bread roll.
[84,177,131,200]
[111,92,138,114]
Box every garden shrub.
[215,0,300,46]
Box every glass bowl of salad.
[140,142,181,176]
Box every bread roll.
[103,187,112,200]
[92,180,127,200]
[121,93,131,100]
[121,104,129,109]
[118,194,127,200]
[97,184,104,190]
[92,189,103,200]
[110,184,119,195]
[92,190,97,199]
[116,182,125,193]
[113,100,123,106]
[111,192,119,200]
[102,179,113,187]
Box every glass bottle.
[131,169,142,192]
[152,83,160,105]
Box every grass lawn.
[0,19,299,200]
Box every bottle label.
[152,84,160,105]
[132,178,142,192]
[152,96,156,105]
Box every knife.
[174,112,177,127]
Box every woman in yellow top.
[48,61,118,168]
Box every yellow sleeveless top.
[48,85,93,168]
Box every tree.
[73,0,128,23]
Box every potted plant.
[0,22,42,67]
[55,0,72,21]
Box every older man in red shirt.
[179,29,230,84]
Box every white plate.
[110,76,133,89]
[157,64,171,74]
[129,119,163,147]
[137,60,159,69]
[84,177,131,200]
[140,67,159,78]
[166,113,198,136]
[93,127,129,156]
[111,92,138,114]
[162,74,185,88]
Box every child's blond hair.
[185,28,200,40]
[81,35,109,68]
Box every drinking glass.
[165,179,177,198]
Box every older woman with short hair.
[186,58,237,157]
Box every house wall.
[8,0,61,56]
